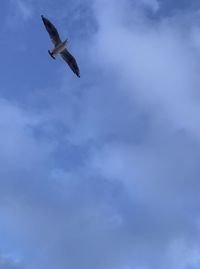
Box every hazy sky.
[1,0,200,268]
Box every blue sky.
[1,0,200,268]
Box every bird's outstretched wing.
[41,15,61,46]
[60,49,80,77]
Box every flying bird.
[41,15,80,77]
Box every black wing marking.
[60,49,80,77]
[41,15,61,46]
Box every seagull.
[41,15,80,78]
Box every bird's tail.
[48,50,56,59]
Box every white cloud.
[92,1,200,138]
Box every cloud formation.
[2,0,200,269]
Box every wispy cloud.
[15,0,33,20]
[6,0,33,28]
[0,255,24,269]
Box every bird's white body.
[50,40,67,57]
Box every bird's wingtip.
[77,71,80,78]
